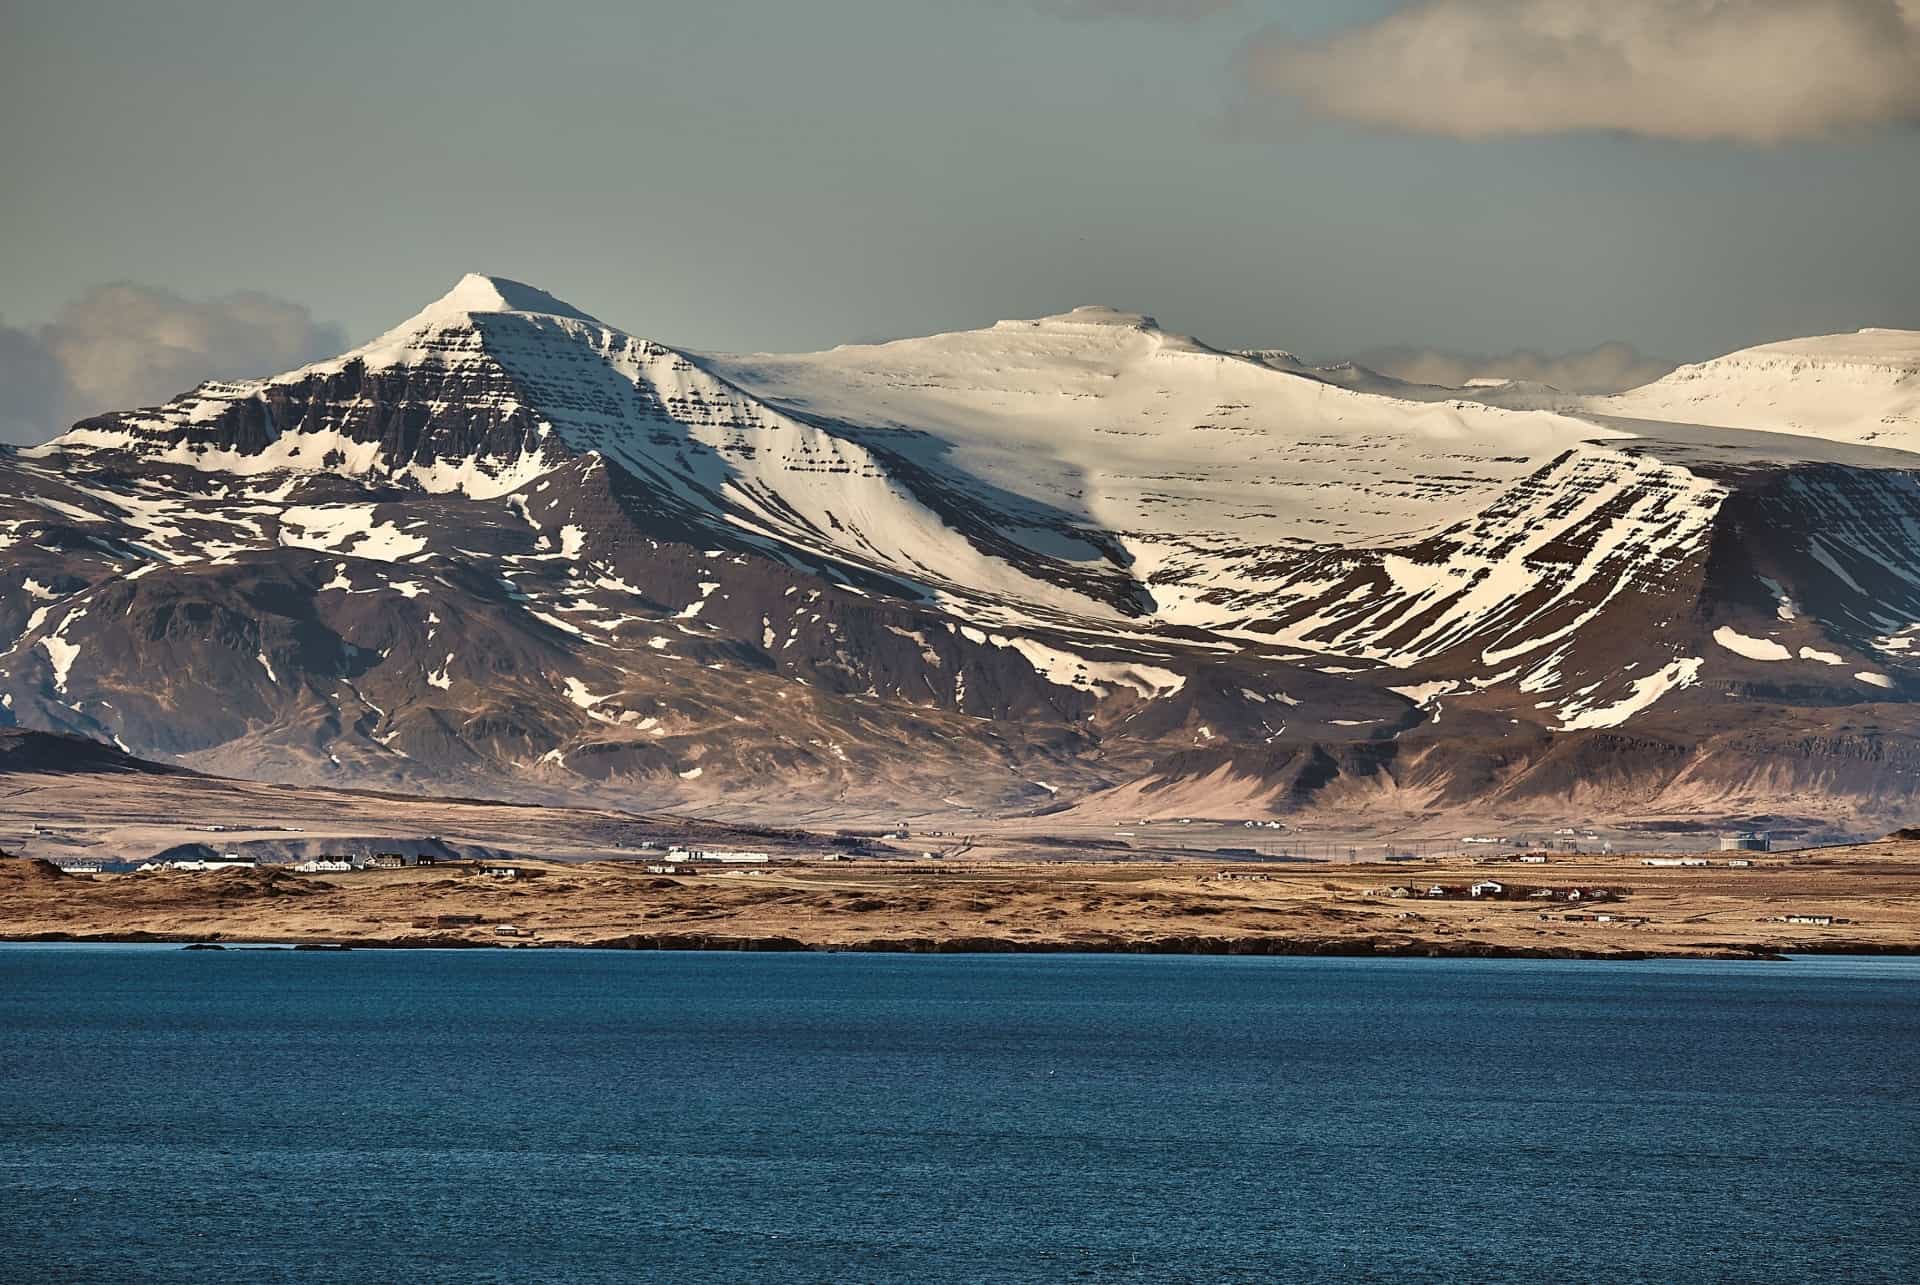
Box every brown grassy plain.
[7,841,1918,961]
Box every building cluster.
[639,847,779,875]
[103,846,602,877]
[136,851,472,874]
[1640,857,1758,868]
[1540,912,1651,926]
[1367,882,1624,903]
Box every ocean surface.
[2,947,1916,1283]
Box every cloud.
[1241,0,1920,143]
[1038,0,1238,18]
[0,323,69,446]
[0,284,343,446]
[43,285,346,421]
[1355,341,1676,394]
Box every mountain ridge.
[6,278,1920,831]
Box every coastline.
[0,928,1806,961]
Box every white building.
[141,854,258,872]
[292,859,353,873]
[667,847,771,864]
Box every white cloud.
[44,284,345,419]
[1357,341,1676,394]
[1242,0,1920,144]
[0,284,343,445]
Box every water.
[2,947,1916,1283]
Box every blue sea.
[2,947,1916,1283]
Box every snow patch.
[986,633,1185,699]
[562,677,613,709]
[675,582,722,619]
[1713,627,1791,662]
[280,506,428,561]
[38,636,79,693]
[1758,577,1799,621]
[1556,657,1703,731]
[1389,680,1460,706]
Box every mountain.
[1595,328,1920,448]
[4,277,1920,830]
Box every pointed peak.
[417,274,600,324]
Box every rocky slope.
[4,276,1919,829]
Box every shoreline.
[1,928,1815,961]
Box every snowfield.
[1595,327,1920,450]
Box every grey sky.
[4,0,1917,436]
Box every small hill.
[0,728,196,778]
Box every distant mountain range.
[4,274,1919,830]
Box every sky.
[4,0,1919,441]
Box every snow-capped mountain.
[1595,328,1920,448]
[5,276,1920,829]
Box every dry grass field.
[7,840,1919,960]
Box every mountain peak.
[416,273,600,324]
[1005,305,1162,333]
[1743,326,1920,370]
